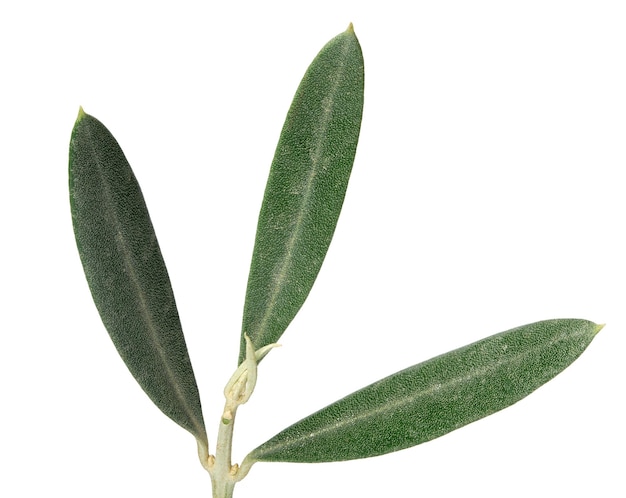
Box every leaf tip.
[76,105,86,123]
[347,22,355,32]
[593,323,605,336]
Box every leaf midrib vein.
[255,40,352,343]
[261,334,565,455]
[86,125,203,438]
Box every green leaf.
[69,108,208,451]
[248,319,601,463]
[239,24,365,363]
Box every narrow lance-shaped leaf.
[69,109,208,452]
[247,319,601,463]
[239,24,365,363]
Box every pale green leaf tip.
[593,323,605,336]
[76,105,86,123]
[346,22,355,34]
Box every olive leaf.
[69,108,208,452]
[247,319,601,463]
[239,24,365,364]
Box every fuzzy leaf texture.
[239,24,364,363]
[69,109,208,450]
[249,319,601,462]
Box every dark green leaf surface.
[249,319,601,463]
[239,25,365,363]
[69,109,208,448]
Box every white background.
[1,1,624,497]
